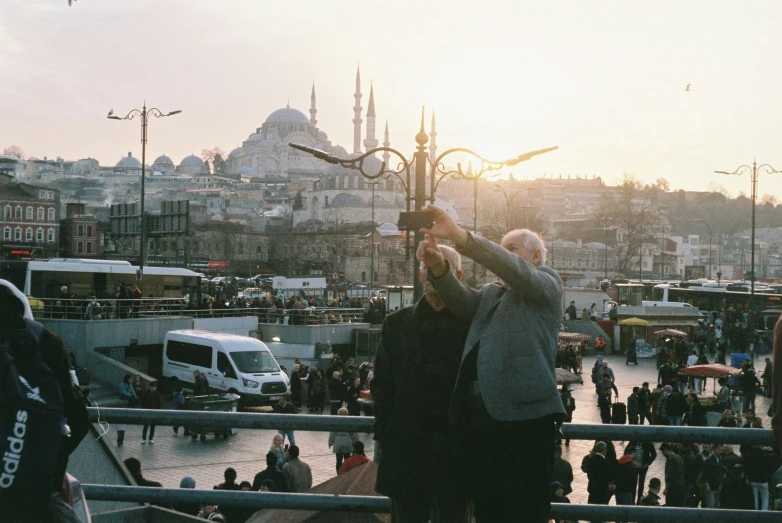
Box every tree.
[203,160,211,174]
[212,153,227,176]
[201,147,225,166]
[293,190,304,211]
[2,145,24,159]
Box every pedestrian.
[627,387,639,425]
[269,433,288,470]
[140,382,162,444]
[714,377,731,411]
[660,443,686,507]
[338,441,370,475]
[273,393,298,445]
[253,452,289,492]
[742,444,771,510]
[684,393,706,427]
[173,475,200,516]
[345,375,362,416]
[699,444,723,508]
[614,446,638,511]
[281,445,313,493]
[586,441,614,509]
[329,369,344,415]
[329,407,358,474]
[559,385,576,446]
[420,206,566,523]
[214,468,241,491]
[720,464,755,509]
[550,446,573,496]
[598,389,612,424]
[193,369,210,395]
[626,440,656,505]
[172,386,189,436]
[638,382,653,425]
[666,387,686,426]
[739,366,761,413]
[761,357,773,398]
[549,481,571,523]
[118,373,138,408]
[639,477,662,506]
[626,334,638,365]
[309,369,326,414]
[123,457,162,487]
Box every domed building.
[152,154,175,173]
[115,152,141,173]
[177,154,205,175]
[226,69,445,228]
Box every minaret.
[429,111,438,166]
[352,66,363,154]
[309,82,317,127]
[363,83,378,151]
[382,120,390,167]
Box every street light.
[368,181,379,289]
[695,219,712,279]
[108,103,181,283]
[715,159,781,310]
[493,184,534,231]
[290,108,557,300]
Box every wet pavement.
[107,354,772,506]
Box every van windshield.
[230,351,279,374]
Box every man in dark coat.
[373,244,470,522]
[193,369,209,395]
[587,441,614,507]
[772,316,782,451]
[598,389,612,424]
[252,452,289,492]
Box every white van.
[163,330,290,406]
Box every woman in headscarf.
[269,433,288,470]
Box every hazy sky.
[2,1,782,198]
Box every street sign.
[136,269,142,281]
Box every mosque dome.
[238,166,254,176]
[264,107,309,125]
[330,193,365,207]
[228,147,242,158]
[153,154,173,165]
[179,154,204,169]
[115,152,141,169]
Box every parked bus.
[651,283,782,313]
[21,259,201,299]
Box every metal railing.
[84,409,779,521]
[32,298,369,324]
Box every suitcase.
[612,401,627,424]
[75,366,91,386]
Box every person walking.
[420,204,566,523]
[193,369,210,395]
[638,382,653,425]
[627,387,640,425]
[140,382,162,444]
[550,446,574,497]
[329,369,344,415]
[272,394,298,445]
[328,408,358,474]
[627,440,656,505]
[281,445,313,493]
[559,386,576,446]
[586,441,614,516]
[614,446,638,513]
[661,443,686,507]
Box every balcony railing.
[83,408,780,521]
[32,298,368,324]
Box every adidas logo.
[0,410,28,489]
[18,376,44,404]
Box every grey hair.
[594,441,607,453]
[502,229,547,265]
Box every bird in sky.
[107,109,114,117]
[685,84,691,91]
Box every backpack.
[0,321,64,507]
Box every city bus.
[20,259,201,299]
[651,283,782,313]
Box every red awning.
[678,364,740,378]
[559,332,591,341]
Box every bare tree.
[2,145,24,159]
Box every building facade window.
[15,206,22,219]
[77,242,83,254]
[37,207,44,221]
[86,225,93,237]
[14,227,21,241]
[3,206,10,219]
[25,207,33,220]
[3,227,10,241]
[47,229,54,243]
[86,242,92,254]
[25,228,32,241]
[77,224,84,237]
[36,228,43,242]
[47,208,54,222]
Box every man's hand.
[416,235,447,278]
[419,204,469,248]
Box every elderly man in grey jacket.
[418,204,565,523]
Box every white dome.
[264,107,309,125]
[329,145,349,157]
[179,154,204,168]
[153,154,172,164]
[228,147,242,158]
[238,166,254,176]
[247,133,265,142]
[116,152,141,169]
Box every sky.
[2,0,782,198]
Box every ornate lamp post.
[108,104,181,283]
[290,108,557,300]
[368,181,379,288]
[695,219,712,279]
[493,184,534,231]
[715,160,781,310]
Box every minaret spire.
[309,82,317,127]
[429,110,438,165]
[352,65,363,154]
[382,120,390,168]
[363,82,378,151]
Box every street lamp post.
[368,181,379,289]
[290,108,557,301]
[493,184,534,231]
[695,219,712,279]
[715,160,781,311]
[108,104,181,283]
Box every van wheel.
[191,434,197,441]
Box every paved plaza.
[109,354,773,506]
